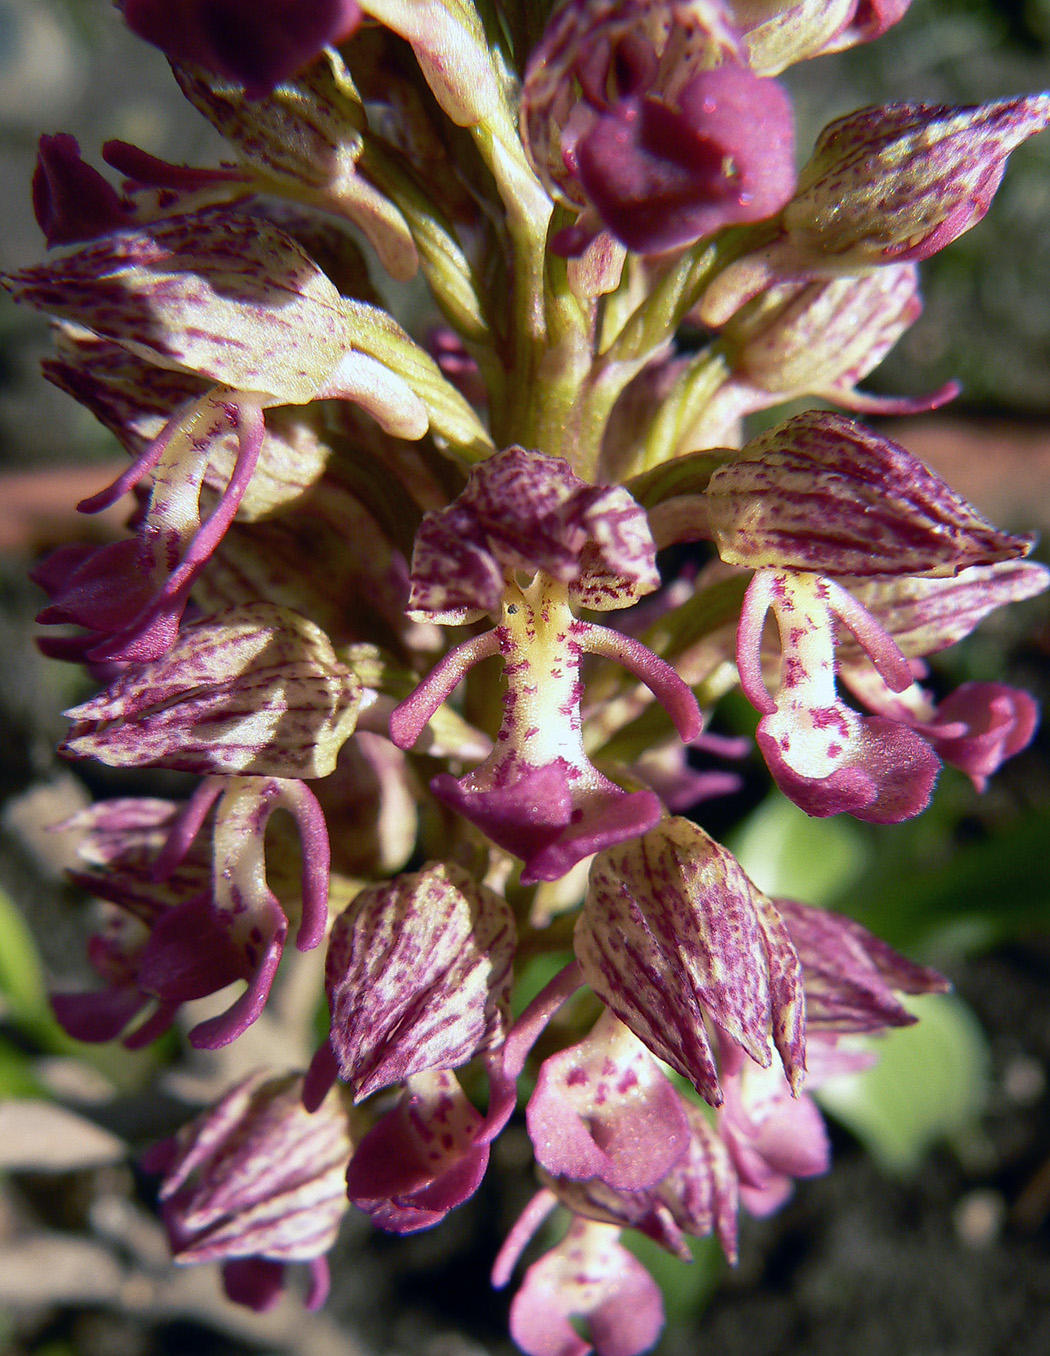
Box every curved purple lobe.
[222,1257,285,1312]
[32,134,130,247]
[925,681,1039,790]
[345,1072,490,1235]
[526,1019,690,1192]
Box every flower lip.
[570,63,797,256]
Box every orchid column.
[3,2,1049,1355]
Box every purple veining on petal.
[321,862,514,1100]
[406,447,660,623]
[776,898,948,1033]
[578,819,805,1104]
[147,1071,351,1311]
[709,411,1034,579]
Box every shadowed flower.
[51,777,331,1050]
[691,264,959,447]
[144,1072,352,1311]
[33,390,267,663]
[121,0,362,97]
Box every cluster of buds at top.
[5,1,1049,1354]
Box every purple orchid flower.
[505,1216,665,1356]
[841,665,1040,793]
[717,1036,829,1217]
[391,447,701,883]
[577,818,806,1105]
[523,2,796,256]
[736,568,942,822]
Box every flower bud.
[319,862,515,1102]
[61,604,362,778]
[173,52,418,281]
[523,1,796,254]
[707,411,1033,578]
[700,92,1050,324]
[783,94,1050,266]
[577,817,805,1103]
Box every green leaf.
[833,804,1050,954]
[0,885,49,1027]
[0,1036,46,1099]
[623,1231,726,1324]
[815,993,989,1175]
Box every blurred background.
[0,2,1049,1353]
